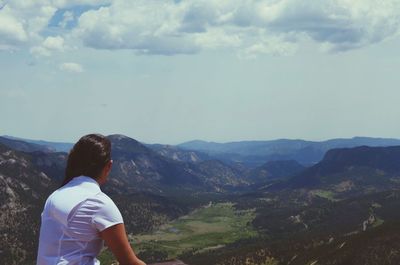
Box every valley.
[99,203,257,264]
[2,134,400,265]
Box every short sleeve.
[91,193,124,232]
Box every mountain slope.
[104,134,245,194]
[247,160,305,183]
[146,143,210,163]
[0,143,56,265]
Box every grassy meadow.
[99,202,257,264]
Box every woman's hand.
[100,223,146,265]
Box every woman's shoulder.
[91,191,116,204]
[81,191,121,215]
[79,192,124,231]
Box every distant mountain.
[247,160,305,183]
[103,134,246,194]
[305,145,400,176]
[1,135,73,152]
[278,145,400,197]
[0,136,55,153]
[178,137,400,167]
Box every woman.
[37,134,146,265]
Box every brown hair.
[61,133,111,186]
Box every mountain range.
[2,134,400,264]
[5,135,400,167]
[178,137,400,166]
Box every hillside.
[0,143,56,265]
[182,190,400,265]
[247,160,305,183]
[146,143,210,163]
[104,134,245,194]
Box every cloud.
[73,2,200,55]
[266,0,400,52]
[0,1,108,51]
[72,0,400,55]
[1,0,400,56]
[43,36,65,50]
[31,35,65,56]
[0,1,56,51]
[59,62,84,73]
[238,33,297,59]
[0,5,28,50]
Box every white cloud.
[0,5,28,50]
[30,46,51,56]
[1,0,400,56]
[0,1,57,50]
[0,1,107,51]
[31,35,65,56]
[43,36,65,51]
[59,62,84,73]
[72,0,400,55]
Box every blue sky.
[1,0,400,144]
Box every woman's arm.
[100,223,146,265]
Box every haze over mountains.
[2,134,400,264]
[179,137,400,166]
[3,134,400,167]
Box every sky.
[1,0,400,145]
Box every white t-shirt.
[36,175,124,265]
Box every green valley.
[99,203,257,264]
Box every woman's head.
[62,133,112,186]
